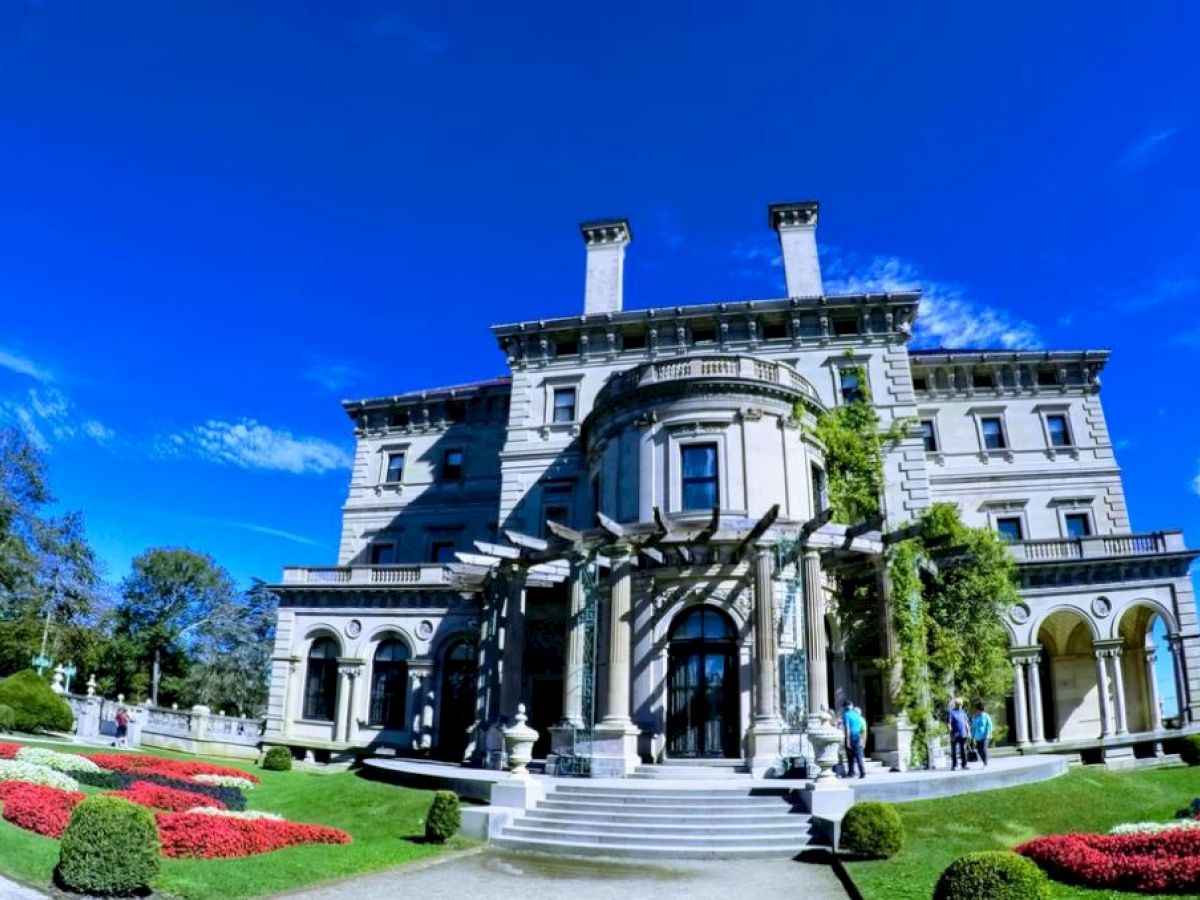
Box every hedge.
[0,670,73,734]
[262,746,293,771]
[56,796,160,896]
[934,851,1051,900]
[424,790,460,843]
[840,800,904,859]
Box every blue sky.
[1,0,1198,630]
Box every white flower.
[183,806,283,820]
[1109,820,1200,835]
[0,760,81,790]
[15,747,101,773]
[191,773,257,791]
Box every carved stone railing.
[205,712,264,746]
[597,354,822,410]
[1009,531,1185,563]
[280,564,452,587]
[145,706,193,736]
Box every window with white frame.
[979,416,1007,450]
[552,387,577,423]
[441,448,464,480]
[681,443,719,510]
[384,451,405,484]
[1063,512,1092,538]
[919,419,939,452]
[369,543,396,565]
[839,369,864,403]
[1046,413,1072,448]
[995,517,1024,542]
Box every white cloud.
[823,252,1042,350]
[0,386,115,451]
[163,419,352,475]
[162,513,326,548]
[303,358,366,393]
[0,347,53,383]
[1118,127,1179,170]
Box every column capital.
[1010,645,1041,664]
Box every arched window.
[369,638,411,728]
[303,637,340,722]
[438,639,478,761]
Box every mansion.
[263,201,1200,775]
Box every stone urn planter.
[503,704,539,776]
[806,711,844,785]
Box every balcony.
[280,564,453,587]
[595,354,823,412]
[1008,531,1188,564]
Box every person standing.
[971,702,993,768]
[841,701,867,779]
[114,707,129,748]
[947,698,970,771]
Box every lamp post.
[62,662,78,694]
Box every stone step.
[529,808,808,825]
[491,833,825,860]
[519,816,815,837]
[538,799,796,815]
[631,764,748,779]
[503,824,813,849]
[551,786,793,800]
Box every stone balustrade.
[597,354,822,410]
[280,563,452,587]
[1008,530,1183,563]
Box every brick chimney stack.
[768,201,823,297]
[580,218,632,314]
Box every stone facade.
[263,201,1200,770]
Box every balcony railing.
[1008,531,1186,563]
[280,564,453,587]
[598,354,822,408]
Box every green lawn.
[844,765,1199,900]
[0,738,474,899]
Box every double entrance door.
[665,607,740,759]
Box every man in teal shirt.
[841,701,867,779]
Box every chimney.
[580,218,632,314]
[768,201,823,297]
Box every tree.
[115,548,237,705]
[180,579,277,716]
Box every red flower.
[1017,830,1200,893]
[108,780,225,812]
[156,812,351,858]
[0,744,20,760]
[0,781,85,838]
[88,753,260,785]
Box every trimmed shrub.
[262,746,293,771]
[0,704,15,732]
[424,790,460,844]
[840,800,904,859]
[934,851,1051,900]
[57,796,160,896]
[0,670,73,734]
[1180,734,1200,766]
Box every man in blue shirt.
[948,698,970,771]
[841,701,867,779]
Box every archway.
[1035,610,1099,741]
[666,606,739,759]
[1116,604,1176,732]
[437,639,477,761]
[367,637,411,729]
[302,635,340,722]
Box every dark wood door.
[667,644,739,758]
[437,641,477,761]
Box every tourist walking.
[947,698,970,771]
[971,702,993,768]
[114,706,129,748]
[841,701,867,779]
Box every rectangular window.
[912,375,928,391]
[384,452,405,484]
[1037,369,1059,386]
[681,443,719,510]
[556,338,579,357]
[995,517,1024,542]
[369,543,396,565]
[1046,414,1072,447]
[831,314,859,336]
[840,370,864,403]
[390,410,410,428]
[552,387,577,423]
[763,320,788,340]
[623,331,647,350]
[430,540,456,562]
[811,464,828,513]
[1064,513,1092,538]
[920,420,938,452]
[441,448,463,480]
[972,372,995,389]
[980,417,1006,450]
[691,325,716,344]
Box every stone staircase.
[492,782,826,859]
[630,759,747,779]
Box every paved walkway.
[277,847,849,900]
[0,875,45,899]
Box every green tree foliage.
[809,368,885,522]
[114,548,238,706]
[0,668,74,732]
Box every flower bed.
[156,811,350,858]
[110,780,225,812]
[185,806,283,821]
[88,754,260,785]
[1018,829,1200,893]
[192,773,257,791]
[16,747,102,773]
[1110,820,1200,835]
[0,781,85,838]
[0,744,19,760]
[0,759,80,791]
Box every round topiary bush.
[1180,734,1200,766]
[56,796,160,896]
[261,746,293,771]
[0,670,73,734]
[840,800,904,858]
[933,851,1051,900]
[424,790,460,843]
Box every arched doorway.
[666,607,739,759]
[1116,604,1176,732]
[1035,610,1099,741]
[438,639,477,762]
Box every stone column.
[875,558,902,716]
[420,671,435,751]
[801,550,827,719]
[1168,634,1188,728]
[1011,657,1030,747]
[337,666,358,744]
[1027,655,1045,743]
[1110,649,1129,735]
[1095,651,1114,737]
[499,568,527,717]
[561,558,587,727]
[592,548,640,776]
[754,547,782,722]
[1146,650,1164,732]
